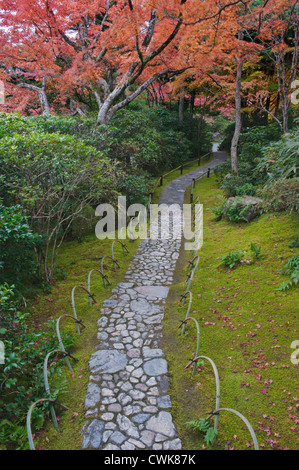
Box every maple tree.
[255,1,299,134]
[173,0,298,171]
[0,0,190,122]
[0,0,298,174]
[0,1,258,122]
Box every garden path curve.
[81,151,228,450]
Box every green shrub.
[257,123,299,181]
[220,250,245,269]
[0,204,43,292]
[0,284,71,450]
[217,122,281,186]
[0,112,37,139]
[258,178,299,213]
[31,107,197,176]
[235,183,257,196]
[211,196,227,221]
[115,173,150,207]
[0,131,113,282]
[221,198,251,222]
[29,114,96,137]
[220,176,246,197]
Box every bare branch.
[142,9,157,48]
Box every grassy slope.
[163,173,299,450]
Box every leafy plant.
[257,124,299,182]
[258,178,299,214]
[288,237,299,248]
[0,284,71,450]
[0,204,43,292]
[185,418,218,446]
[220,250,245,269]
[220,175,246,197]
[277,254,299,291]
[221,199,251,223]
[250,242,261,259]
[211,196,226,221]
[235,183,257,196]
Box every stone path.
[81,152,227,451]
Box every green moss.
[163,174,299,450]
[30,171,298,451]
[30,233,140,450]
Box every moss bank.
[163,174,299,450]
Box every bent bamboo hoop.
[26,398,69,450]
[211,408,259,450]
[71,285,96,333]
[87,268,111,300]
[186,355,220,434]
[180,316,200,376]
[186,256,200,291]
[179,290,193,335]
[111,239,129,260]
[100,255,120,274]
[187,255,200,272]
[56,314,86,370]
[43,349,77,431]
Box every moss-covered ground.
[162,174,299,450]
[30,233,141,450]
[32,169,298,451]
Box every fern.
[277,269,299,291]
[278,255,299,291]
[220,250,244,269]
[185,418,218,446]
[288,237,299,248]
[250,242,261,259]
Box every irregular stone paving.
[81,152,227,451]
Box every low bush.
[0,112,37,139]
[0,204,43,292]
[0,284,72,450]
[235,183,257,196]
[221,198,252,223]
[258,178,299,214]
[220,175,246,197]
[0,131,114,282]
[257,123,299,181]
[220,250,245,269]
[30,106,198,176]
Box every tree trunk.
[96,68,188,125]
[39,91,51,115]
[231,58,243,176]
[190,90,196,116]
[18,77,51,115]
[179,89,185,124]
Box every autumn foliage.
[0,0,297,129]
